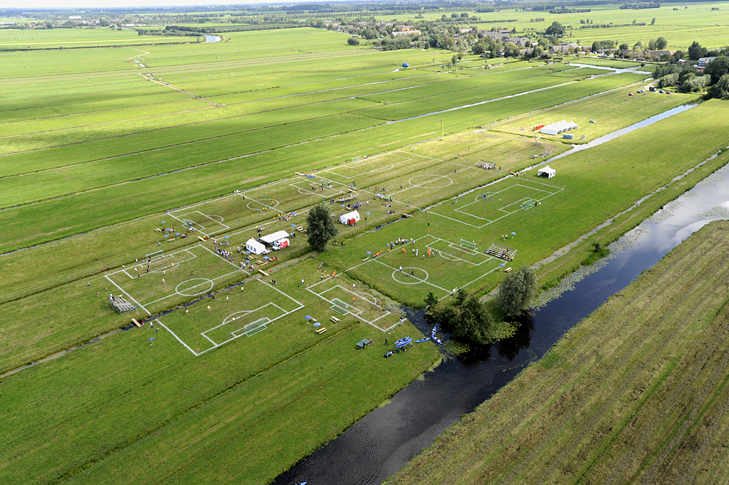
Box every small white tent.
[538,166,556,178]
[339,210,360,225]
[246,238,268,255]
[540,120,578,136]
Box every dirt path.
[139,73,222,107]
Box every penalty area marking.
[222,310,251,325]
[392,267,429,284]
[247,198,280,210]
[176,278,214,296]
[409,174,453,189]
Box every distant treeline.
[580,22,647,28]
[546,7,592,13]
[620,2,661,9]
[160,24,303,34]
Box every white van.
[272,238,290,251]
[246,238,269,255]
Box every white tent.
[339,210,360,225]
[538,166,556,178]
[246,238,269,255]
[541,120,578,136]
[260,230,289,244]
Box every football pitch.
[431,177,564,228]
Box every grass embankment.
[389,220,729,485]
[0,258,439,484]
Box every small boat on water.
[431,327,444,345]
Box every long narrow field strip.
[390,221,729,485]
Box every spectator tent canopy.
[540,120,578,136]
[538,166,556,178]
[246,238,268,255]
[339,210,360,225]
[260,230,289,244]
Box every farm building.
[541,120,578,136]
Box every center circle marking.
[392,267,429,284]
[408,175,453,189]
[176,278,214,296]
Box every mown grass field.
[3,20,729,484]
[389,220,729,485]
[0,28,193,50]
[0,258,439,484]
[0,29,652,254]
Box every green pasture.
[565,57,641,69]
[0,72,649,253]
[3,97,724,371]
[0,259,438,484]
[0,27,192,51]
[2,17,729,484]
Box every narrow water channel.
[272,154,729,484]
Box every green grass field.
[389,221,729,485]
[2,15,729,484]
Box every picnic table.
[355,338,373,349]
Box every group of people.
[277,212,297,222]
[478,162,498,171]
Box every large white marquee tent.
[538,166,556,178]
[540,120,578,136]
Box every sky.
[12,0,283,8]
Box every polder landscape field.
[2,4,729,484]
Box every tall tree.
[655,36,668,50]
[545,21,565,37]
[453,297,494,345]
[688,41,705,61]
[497,266,538,318]
[705,56,729,84]
[306,204,338,251]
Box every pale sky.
[15,0,284,8]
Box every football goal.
[460,239,477,251]
[521,199,536,210]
